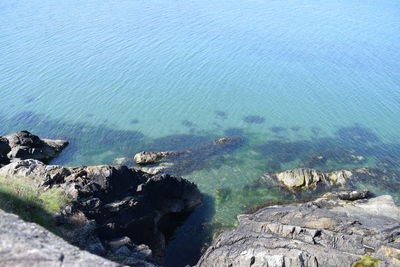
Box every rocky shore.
[1,130,400,267]
[197,191,400,266]
[0,209,118,267]
[0,131,201,266]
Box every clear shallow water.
[1,0,400,266]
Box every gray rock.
[108,236,133,251]
[0,208,117,267]
[197,191,400,267]
[0,131,68,163]
[0,159,71,186]
[134,151,178,165]
[122,258,159,267]
[114,246,132,257]
[260,167,400,191]
[86,240,106,256]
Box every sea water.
[1,0,400,266]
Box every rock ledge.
[197,191,400,267]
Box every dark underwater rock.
[0,130,68,164]
[0,208,119,267]
[0,159,201,264]
[303,154,327,168]
[133,137,243,175]
[242,115,265,124]
[197,191,400,267]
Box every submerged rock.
[0,159,201,264]
[197,191,400,267]
[303,154,327,168]
[133,136,243,175]
[0,208,118,267]
[0,131,68,165]
[113,157,130,165]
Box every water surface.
[1,0,400,266]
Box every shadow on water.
[163,194,216,267]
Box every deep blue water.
[1,0,400,266]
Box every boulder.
[0,159,201,264]
[261,167,400,191]
[0,208,118,267]
[197,191,400,267]
[134,151,178,165]
[0,137,11,166]
[0,131,68,163]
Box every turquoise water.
[1,0,400,265]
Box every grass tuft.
[0,174,71,232]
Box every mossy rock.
[352,256,382,267]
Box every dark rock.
[114,245,131,257]
[133,137,243,175]
[1,159,201,264]
[0,136,11,155]
[86,240,107,256]
[0,131,68,163]
[197,191,400,267]
[0,208,118,267]
[331,190,370,201]
[0,137,11,166]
